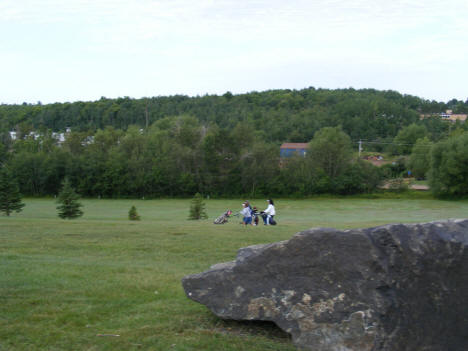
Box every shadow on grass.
[210,317,291,342]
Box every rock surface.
[182,220,468,351]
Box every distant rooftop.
[280,143,309,149]
[280,143,309,157]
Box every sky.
[1,0,467,104]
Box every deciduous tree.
[429,133,468,196]
[307,127,353,179]
[393,123,428,155]
[407,137,433,179]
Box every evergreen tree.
[128,205,140,220]
[188,193,208,220]
[0,167,25,216]
[56,178,83,219]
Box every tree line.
[1,88,468,198]
[2,87,466,144]
[0,117,383,198]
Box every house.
[52,132,66,144]
[8,130,40,140]
[420,109,467,122]
[51,127,72,145]
[280,143,309,157]
[28,131,41,140]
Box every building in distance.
[420,109,467,122]
[280,143,309,157]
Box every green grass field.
[2,197,468,350]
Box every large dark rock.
[182,220,468,350]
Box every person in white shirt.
[262,199,276,225]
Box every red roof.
[280,143,309,149]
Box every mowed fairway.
[1,197,468,350]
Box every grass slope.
[1,198,467,350]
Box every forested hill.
[1,88,465,143]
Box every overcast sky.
[1,0,467,104]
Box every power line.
[353,140,432,147]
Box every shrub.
[128,205,141,220]
[333,161,383,195]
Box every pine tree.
[0,167,25,216]
[188,193,208,220]
[56,178,83,219]
[128,205,141,220]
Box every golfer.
[241,202,252,225]
[262,199,276,225]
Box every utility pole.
[358,139,362,157]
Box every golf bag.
[261,212,277,225]
[213,210,233,224]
